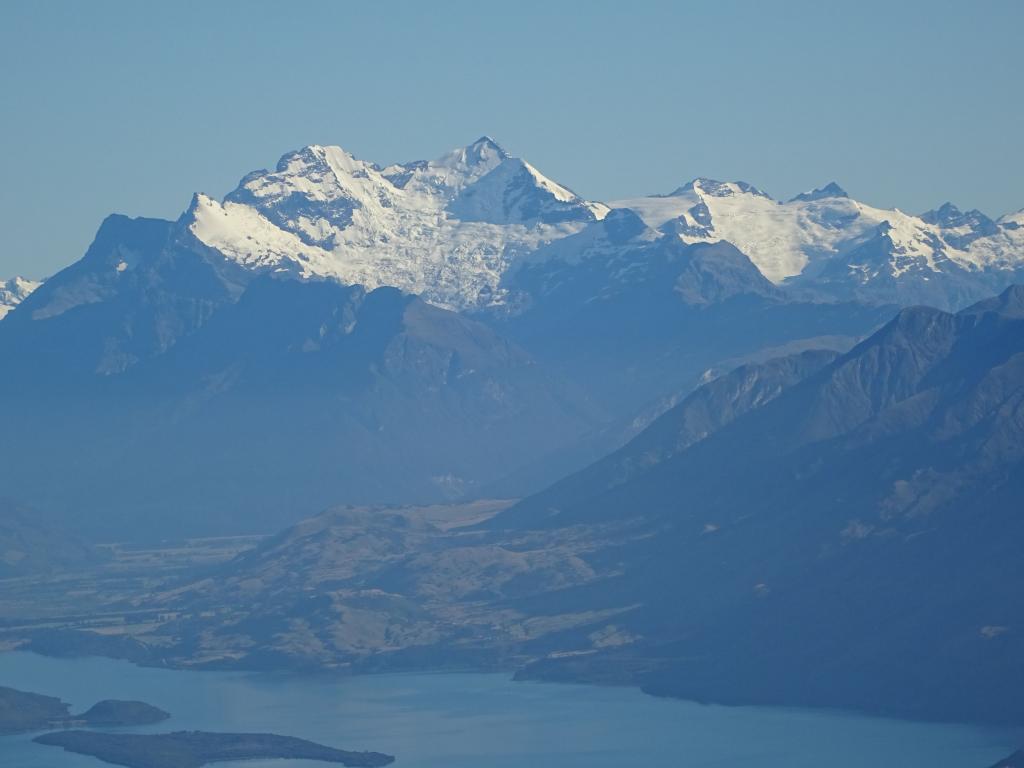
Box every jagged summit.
[922,201,966,225]
[790,182,848,202]
[176,138,612,310]
[920,201,994,227]
[378,136,509,196]
[447,156,609,225]
[667,178,771,199]
[463,135,509,164]
[918,202,1000,249]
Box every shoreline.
[2,650,1019,768]
[3,647,1022,736]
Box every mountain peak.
[466,135,509,161]
[446,156,607,225]
[920,202,1000,250]
[921,201,994,228]
[790,182,848,202]
[274,143,339,173]
[438,136,510,172]
[668,178,771,199]
[184,191,211,216]
[929,200,962,216]
[599,208,649,244]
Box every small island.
[33,730,396,768]
[77,699,170,726]
[0,686,169,733]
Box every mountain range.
[1,137,1023,536]
[7,137,1024,315]
[617,179,1024,309]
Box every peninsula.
[33,730,395,768]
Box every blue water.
[0,651,1018,767]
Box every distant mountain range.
[7,138,1024,314]
[1,137,1023,535]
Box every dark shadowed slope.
[0,272,599,537]
[501,285,1024,724]
[499,347,840,528]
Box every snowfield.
[612,179,1024,286]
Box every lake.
[0,651,1018,767]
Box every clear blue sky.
[2,0,1022,278]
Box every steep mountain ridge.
[495,284,1024,724]
[502,286,1024,528]
[1,214,247,378]
[502,348,840,527]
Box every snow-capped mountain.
[612,178,1024,308]
[187,136,607,311]
[20,136,1017,320]
[186,136,1024,313]
[0,276,42,321]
